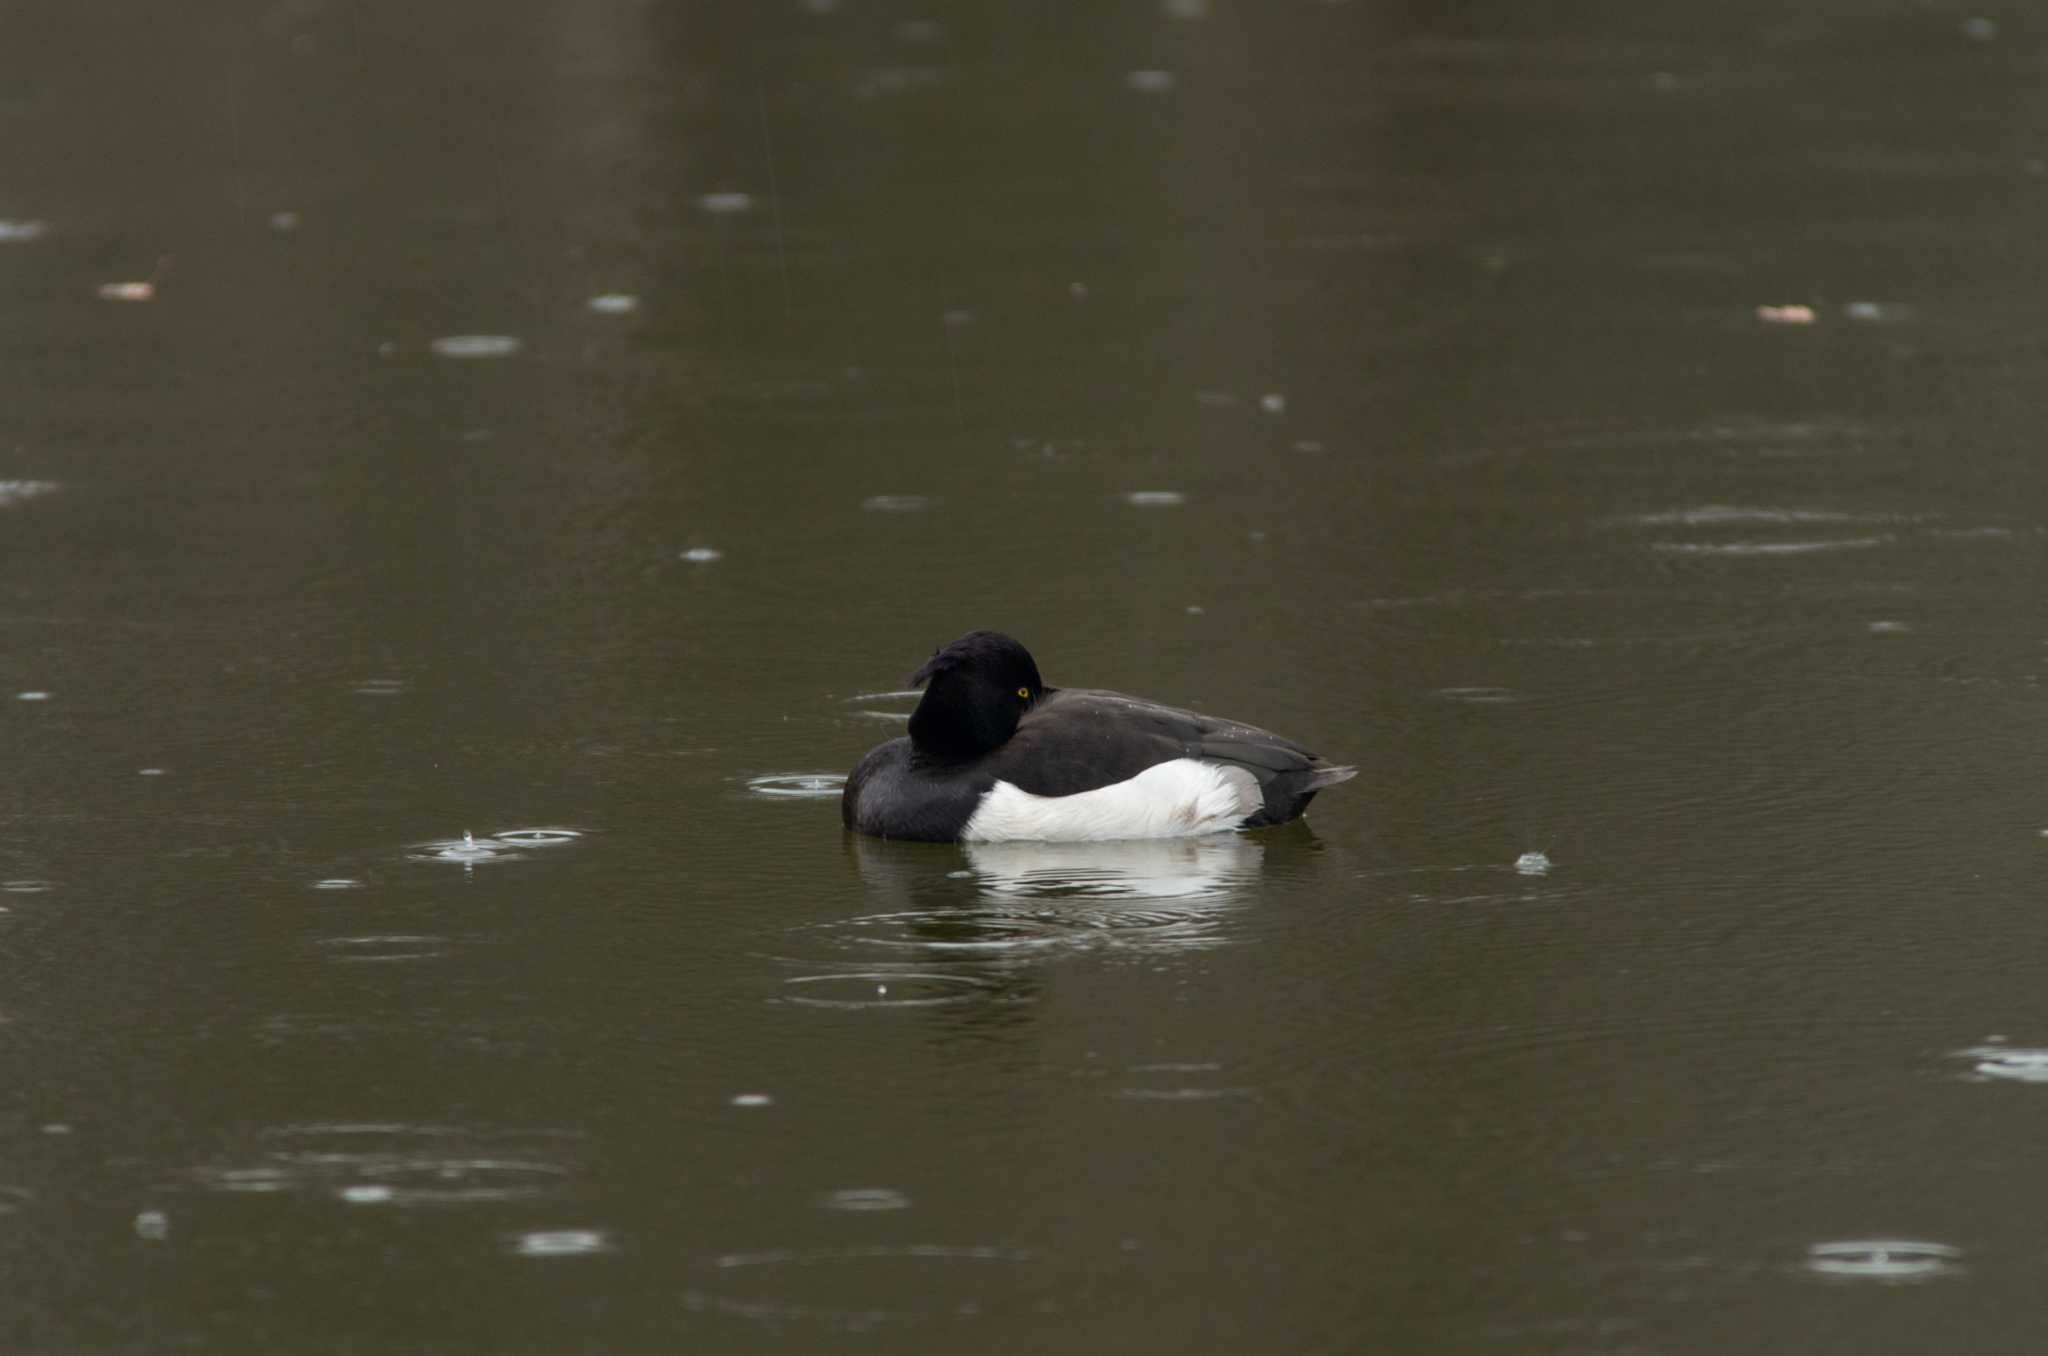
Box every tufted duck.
[842,631,1355,842]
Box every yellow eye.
[1016,686,1031,699]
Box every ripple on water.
[821,837,1263,959]
[749,774,847,800]
[683,1243,1048,1332]
[2,880,53,894]
[780,971,996,1009]
[1803,1240,1963,1281]
[193,1124,576,1206]
[0,480,60,508]
[352,678,408,697]
[512,1229,614,1257]
[493,827,585,846]
[822,1188,911,1212]
[861,494,932,512]
[1123,490,1186,508]
[1955,1045,2048,1083]
[1648,537,1893,556]
[315,935,449,963]
[586,294,640,314]
[429,335,524,359]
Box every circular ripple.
[492,828,584,846]
[683,1243,1043,1330]
[430,334,523,359]
[513,1229,614,1257]
[861,494,932,512]
[407,834,523,866]
[822,1187,910,1212]
[780,972,994,1009]
[749,774,847,800]
[1804,1240,1962,1280]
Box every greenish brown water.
[6,2,2048,1351]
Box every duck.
[842,630,1355,842]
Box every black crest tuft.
[905,631,1047,760]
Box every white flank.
[961,759,1262,843]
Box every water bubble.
[511,1229,613,1258]
[1126,69,1177,93]
[1258,392,1287,414]
[822,1187,910,1212]
[698,192,755,216]
[748,774,846,800]
[1867,620,1912,634]
[133,1209,169,1240]
[0,220,50,243]
[97,280,156,302]
[1123,491,1185,508]
[586,293,640,314]
[1184,605,1205,615]
[1514,852,1552,875]
[1804,1240,1962,1280]
[731,1093,774,1107]
[1068,281,1089,299]
[941,308,975,328]
[429,335,523,359]
[137,767,167,777]
[681,547,724,563]
[340,1184,396,1204]
[311,879,365,891]
[268,210,301,232]
[16,691,50,702]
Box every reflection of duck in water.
[961,835,1264,901]
[843,631,1355,843]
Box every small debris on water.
[586,293,641,314]
[730,1093,773,1108]
[133,1210,170,1241]
[1514,851,1552,876]
[681,547,724,563]
[1756,304,1817,325]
